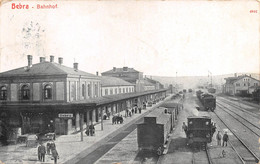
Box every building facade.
[223,74,260,96]
[101,67,143,84]
[0,55,101,137]
[100,76,135,96]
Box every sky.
[0,1,259,77]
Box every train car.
[200,94,216,111]
[137,107,173,155]
[160,100,182,125]
[196,90,204,103]
[186,116,215,145]
[208,88,216,94]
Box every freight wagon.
[137,107,174,155]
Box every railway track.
[205,145,213,164]
[212,105,260,164]
[191,144,213,164]
[216,102,260,137]
[217,98,259,119]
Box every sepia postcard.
[0,0,259,164]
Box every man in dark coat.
[38,143,46,162]
[222,131,229,147]
[51,148,59,164]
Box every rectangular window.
[110,89,113,95]
[115,88,117,94]
[105,89,108,95]
[123,88,125,93]
[119,88,121,94]
[126,88,128,93]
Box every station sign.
[58,113,73,118]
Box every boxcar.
[200,94,216,111]
[160,101,182,123]
[137,108,172,155]
[186,116,214,145]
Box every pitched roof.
[143,79,154,86]
[224,77,239,84]
[144,77,163,86]
[225,75,260,84]
[101,67,140,74]
[0,62,97,78]
[99,76,135,87]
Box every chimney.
[96,71,99,76]
[113,67,116,72]
[123,67,128,71]
[40,57,45,63]
[73,63,78,71]
[27,55,32,66]
[50,55,54,62]
[58,57,63,65]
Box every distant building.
[102,67,146,92]
[144,77,164,90]
[223,74,260,96]
[101,67,143,84]
[99,76,135,96]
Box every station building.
[0,56,167,142]
[223,74,260,96]
[0,55,101,137]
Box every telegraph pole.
[208,71,212,87]
[176,71,178,92]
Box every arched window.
[0,86,7,100]
[21,85,30,100]
[44,84,52,99]
[87,84,91,97]
[82,84,85,98]
[95,84,98,97]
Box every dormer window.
[0,86,7,100]
[44,84,52,99]
[21,85,30,100]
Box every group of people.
[216,131,229,147]
[85,123,95,136]
[38,140,59,164]
[126,106,142,117]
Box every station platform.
[0,95,173,164]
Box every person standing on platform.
[222,131,229,147]
[38,143,46,162]
[216,131,222,146]
[51,148,59,164]
[182,122,188,136]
